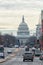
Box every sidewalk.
[0,48,20,63]
[0,56,10,63]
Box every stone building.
[17,16,30,46]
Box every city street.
[0,48,43,65]
[0,0,43,65]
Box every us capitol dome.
[17,16,30,46]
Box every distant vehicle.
[20,45,24,48]
[39,53,43,60]
[25,46,27,48]
[14,45,19,48]
[23,51,34,62]
[35,49,41,56]
[25,46,29,51]
[32,47,36,54]
[0,45,5,58]
[25,47,29,51]
[7,50,12,54]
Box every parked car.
[0,45,5,58]
[23,51,34,62]
[35,49,41,56]
[39,53,43,60]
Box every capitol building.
[17,16,30,46]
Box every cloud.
[0,0,42,34]
[0,0,43,10]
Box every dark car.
[0,46,5,58]
[23,51,34,62]
[39,53,43,60]
[25,47,29,51]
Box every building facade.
[17,16,30,46]
[36,24,41,40]
[36,10,43,50]
[40,10,43,50]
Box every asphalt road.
[0,48,43,65]
[4,48,17,57]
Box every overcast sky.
[0,0,43,35]
[0,0,43,9]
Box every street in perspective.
[0,0,43,65]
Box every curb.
[0,57,9,63]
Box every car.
[32,47,36,54]
[23,51,34,62]
[0,46,5,58]
[25,47,29,51]
[7,50,12,54]
[20,45,24,48]
[39,53,43,60]
[35,49,41,56]
[25,46,27,48]
[14,45,19,48]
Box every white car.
[32,47,36,50]
[7,50,12,54]
[35,49,41,56]
[23,51,34,62]
[14,45,19,48]
[0,52,4,58]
